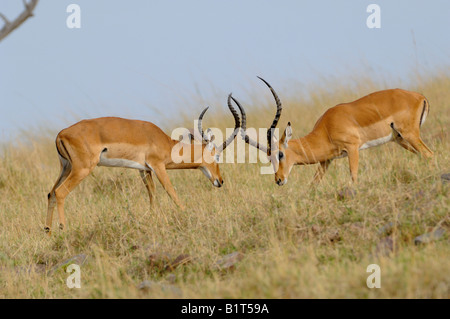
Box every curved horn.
[197,106,210,143]
[216,94,241,153]
[230,95,268,154]
[257,76,282,154]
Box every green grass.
[0,71,449,298]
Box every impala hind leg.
[45,159,71,233]
[312,160,332,183]
[54,164,96,231]
[152,165,185,210]
[140,170,156,208]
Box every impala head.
[231,76,294,186]
[271,122,295,185]
[197,95,241,187]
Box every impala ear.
[205,128,215,142]
[280,122,293,148]
[178,132,194,143]
[204,128,216,151]
[272,135,278,143]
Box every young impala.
[233,77,433,186]
[45,99,241,233]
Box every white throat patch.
[199,166,212,179]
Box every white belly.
[98,154,148,171]
[359,133,393,150]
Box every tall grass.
[0,70,448,298]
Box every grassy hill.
[0,71,448,298]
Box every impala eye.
[278,152,284,160]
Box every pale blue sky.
[1,0,449,140]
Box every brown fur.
[274,89,433,185]
[45,117,223,233]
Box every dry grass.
[0,71,449,298]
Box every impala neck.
[288,132,333,165]
[165,140,208,169]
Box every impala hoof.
[59,223,65,230]
[44,226,50,233]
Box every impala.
[233,77,433,185]
[45,99,241,233]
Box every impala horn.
[229,76,282,155]
[197,96,241,153]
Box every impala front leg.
[140,170,156,209]
[346,146,360,183]
[312,159,332,183]
[153,165,185,210]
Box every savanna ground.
[0,70,449,298]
